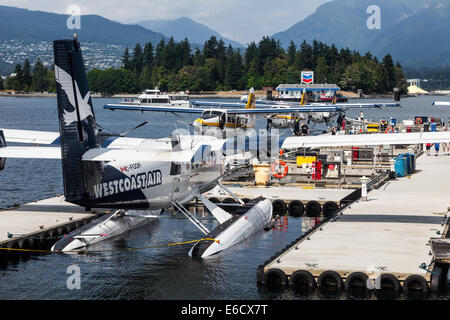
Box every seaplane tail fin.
[53,37,102,207]
[245,87,256,109]
[300,89,307,106]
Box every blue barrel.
[390,118,397,126]
[394,157,407,177]
[430,122,437,132]
[404,153,416,173]
[398,153,413,174]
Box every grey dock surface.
[263,154,450,283]
[0,196,102,245]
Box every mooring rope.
[0,238,219,254]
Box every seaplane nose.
[193,118,202,127]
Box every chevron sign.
[301,71,314,84]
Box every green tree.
[139,65,153,90]
[46,67,56,93]
[22,59,32,91]
[87,68,103,93]
[393,62,408,94]
[224,49,243,89]
[382,54,395,92]
[31,58,49,92]
[131,43,144,73]
[315,57,331,83]
[287,41,296,66]
[122,47,132,70]
[143,42,154,69]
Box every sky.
[0,0,332,44]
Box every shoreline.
[0,91,416,99]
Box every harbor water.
[0,95,449,300]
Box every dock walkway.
[0,196,102,247]
[260,154,450,291]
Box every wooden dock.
[0,196,105,251]
[259,153,450,293]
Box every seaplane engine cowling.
[271,117,292,129]
[311,112,330,123]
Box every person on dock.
[434,142,440,156]
[426,143,432,156]
[293,117,300,136]
[336,113,344,131]
[331,126,337,135]
[442,128,450,155]
[300,122,310,136]
[357,110,364,121]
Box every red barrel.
[352,147,359,160]
[312,161,322,180]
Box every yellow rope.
[0,238,218,254]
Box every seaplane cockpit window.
[238,118,248,126]
[202,110,224,119]
[170,162,181,175]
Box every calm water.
[0,95,449,300]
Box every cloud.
[0,0,332,43]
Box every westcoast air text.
[93,170,162,198]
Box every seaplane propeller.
[98,121,148,137]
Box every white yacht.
[120,88,190,107]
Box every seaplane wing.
[191,101,250,108]
[224,106,344,114]
[0,146,62,159]
[192,101,400,110]
[332,102,400,109]
[0,129,60,145]
[104,104,346,115]
[0,128,153,149]
[81,146,209,163]
[0,142,219,163]
[432,101,450,106]
[281,131,450,149]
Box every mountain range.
[1,1,450,72]
[137,17,243,48]
[0,5,165,46]
[271,0,450,67]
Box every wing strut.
[172,201,210,235]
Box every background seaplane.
[104,88,399,137]
[2,38,450,258]
[192,88,400,130]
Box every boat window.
[149,98,170,103]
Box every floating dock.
[258,154,450,294]
[203,186,360,217]
[0,196,105,262]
